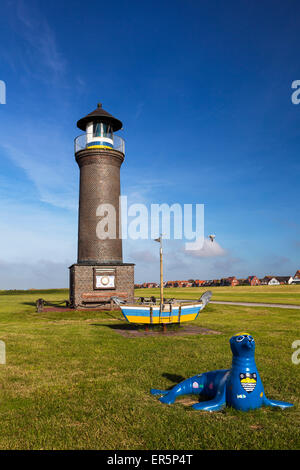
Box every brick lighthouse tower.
[69,103,134,308]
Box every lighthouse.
[69,103,134,308]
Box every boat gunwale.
[121,302,203,311]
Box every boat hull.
[120,303,204,324]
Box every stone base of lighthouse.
[69,263,135,309]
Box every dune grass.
[135,284,300,305]
[0,288,299,450]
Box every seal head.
[230,332,255,358]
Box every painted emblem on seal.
[240,372,257,393]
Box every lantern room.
[76,102,123,151]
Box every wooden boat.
[112,291,212,325]
[112,233,212,324]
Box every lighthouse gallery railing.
[74,133,125,154]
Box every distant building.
[165,280,192,288]
[293,270,300,284]
[220,276,239,286]
[247,276,261,286]
[275,276,294,285]
[260,276,271,285]
[137,282,158,288]
[268,277,280,285]
[261,276,294,285]
[136,272,299,289]
[165,281,178,288]
[261,276,280,286]
[192,280,205,287]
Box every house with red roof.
[247,275,260,286]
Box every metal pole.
[160,235,164,316]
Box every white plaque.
[95,275,115,289]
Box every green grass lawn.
[135,284,300,305]
[0,288,299,450]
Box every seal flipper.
[192,397,225,412]
[153,375,205,405]
[192,380,226,412]
[150,389,168,396]
[263,396,293,409]
[159,391,177,404]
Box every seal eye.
[248,335,254,342]
[236,335,244,342]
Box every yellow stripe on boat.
[122,313,200,324]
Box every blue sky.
[0,0,300,288]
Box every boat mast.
[160,235,163,312]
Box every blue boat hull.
[120,302,205,324]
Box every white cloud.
[0,259,70,290]
[128,249,158,263]
[185,237,227,258]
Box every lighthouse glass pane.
[93,122,101,137]
[102,123,112,138]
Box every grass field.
[135,284,300,305]
[0,288,299,450]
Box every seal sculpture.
[150,333,293,412]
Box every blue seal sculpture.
[151,333,293,412]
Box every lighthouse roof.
[77,103,123,132]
